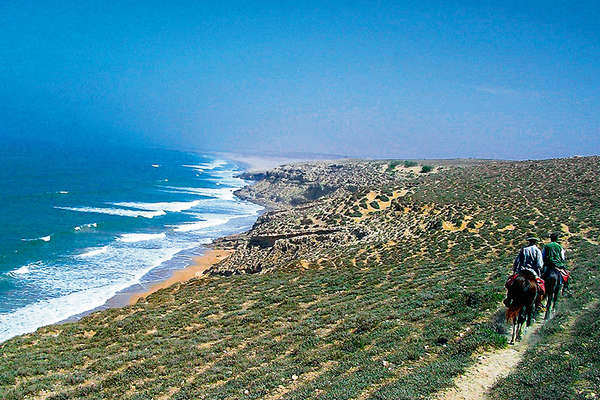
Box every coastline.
[3,152,293,342]
[60,158,272,324]
[128,249,232,305]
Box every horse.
[505,269,538,344]
[542,266,562,320]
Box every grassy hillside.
[1,157,599,399]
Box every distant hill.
[2,157,599,399]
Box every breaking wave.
[56,206,166,218]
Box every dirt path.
[433,319,544,400]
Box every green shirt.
[543,241,566,268]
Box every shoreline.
[128,249,233,305]
[61,155,280,324]
[2,152,274,343]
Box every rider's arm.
[536,247,544,272]
[513,251,521,273]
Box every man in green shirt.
[542,232,571,294]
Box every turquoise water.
[0,143,261,342]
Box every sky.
[1,1,599,159]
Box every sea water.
[0,142,262,342]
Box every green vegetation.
[0,252,510,400]
[420,165,433,173]
[386,160,402,172]
[490,251,600,400]
[1,156,600,399]
[386,160,418,172]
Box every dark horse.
[542,266,562,320]
[506,270,538,344]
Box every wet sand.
[128,249,233,305]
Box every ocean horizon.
[0,143,262,343]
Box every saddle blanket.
[505,273,518,289]
[536,277,545,296]
[504,273,545,296]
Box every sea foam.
[117,233,167,243]
[160,186,236,201]
[0,248,182,343]
[77,246,108,258]
[170,214,235,232]
[111,200,201,213]
[74,222,97,231]
[56,206,166,218]
[21,235,51,242]
[182,160,227,172]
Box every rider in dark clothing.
[542,232,571,294]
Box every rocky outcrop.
[208,159,426,276]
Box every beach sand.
[128,249,233,305]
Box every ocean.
[0,143,262,343]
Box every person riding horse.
[504,234,545,308]
[542,232,571,295]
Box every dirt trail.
[433,319,543,400]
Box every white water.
[117,233,167,243]
[56,206,166,218]
[111,200,201,213]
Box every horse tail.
[506,305,521,324]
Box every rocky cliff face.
[209,159,437,275]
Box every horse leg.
[545,291,553,320]
[553,284,561,313]
[516,309,524,340]
[510,318,516,345]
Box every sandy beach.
[128,249,233,305]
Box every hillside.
[1,157,599,400]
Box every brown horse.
[505,270,538,344]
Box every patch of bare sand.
[129,249,232,304]
[498,224,515,232]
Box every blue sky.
[1,1,599,159]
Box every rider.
[504,234,544,307]
[542,232,571,295]
[513,234,543,276]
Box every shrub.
[420,165,433,173]
[386,160,401,172]
[404,160,418,168]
